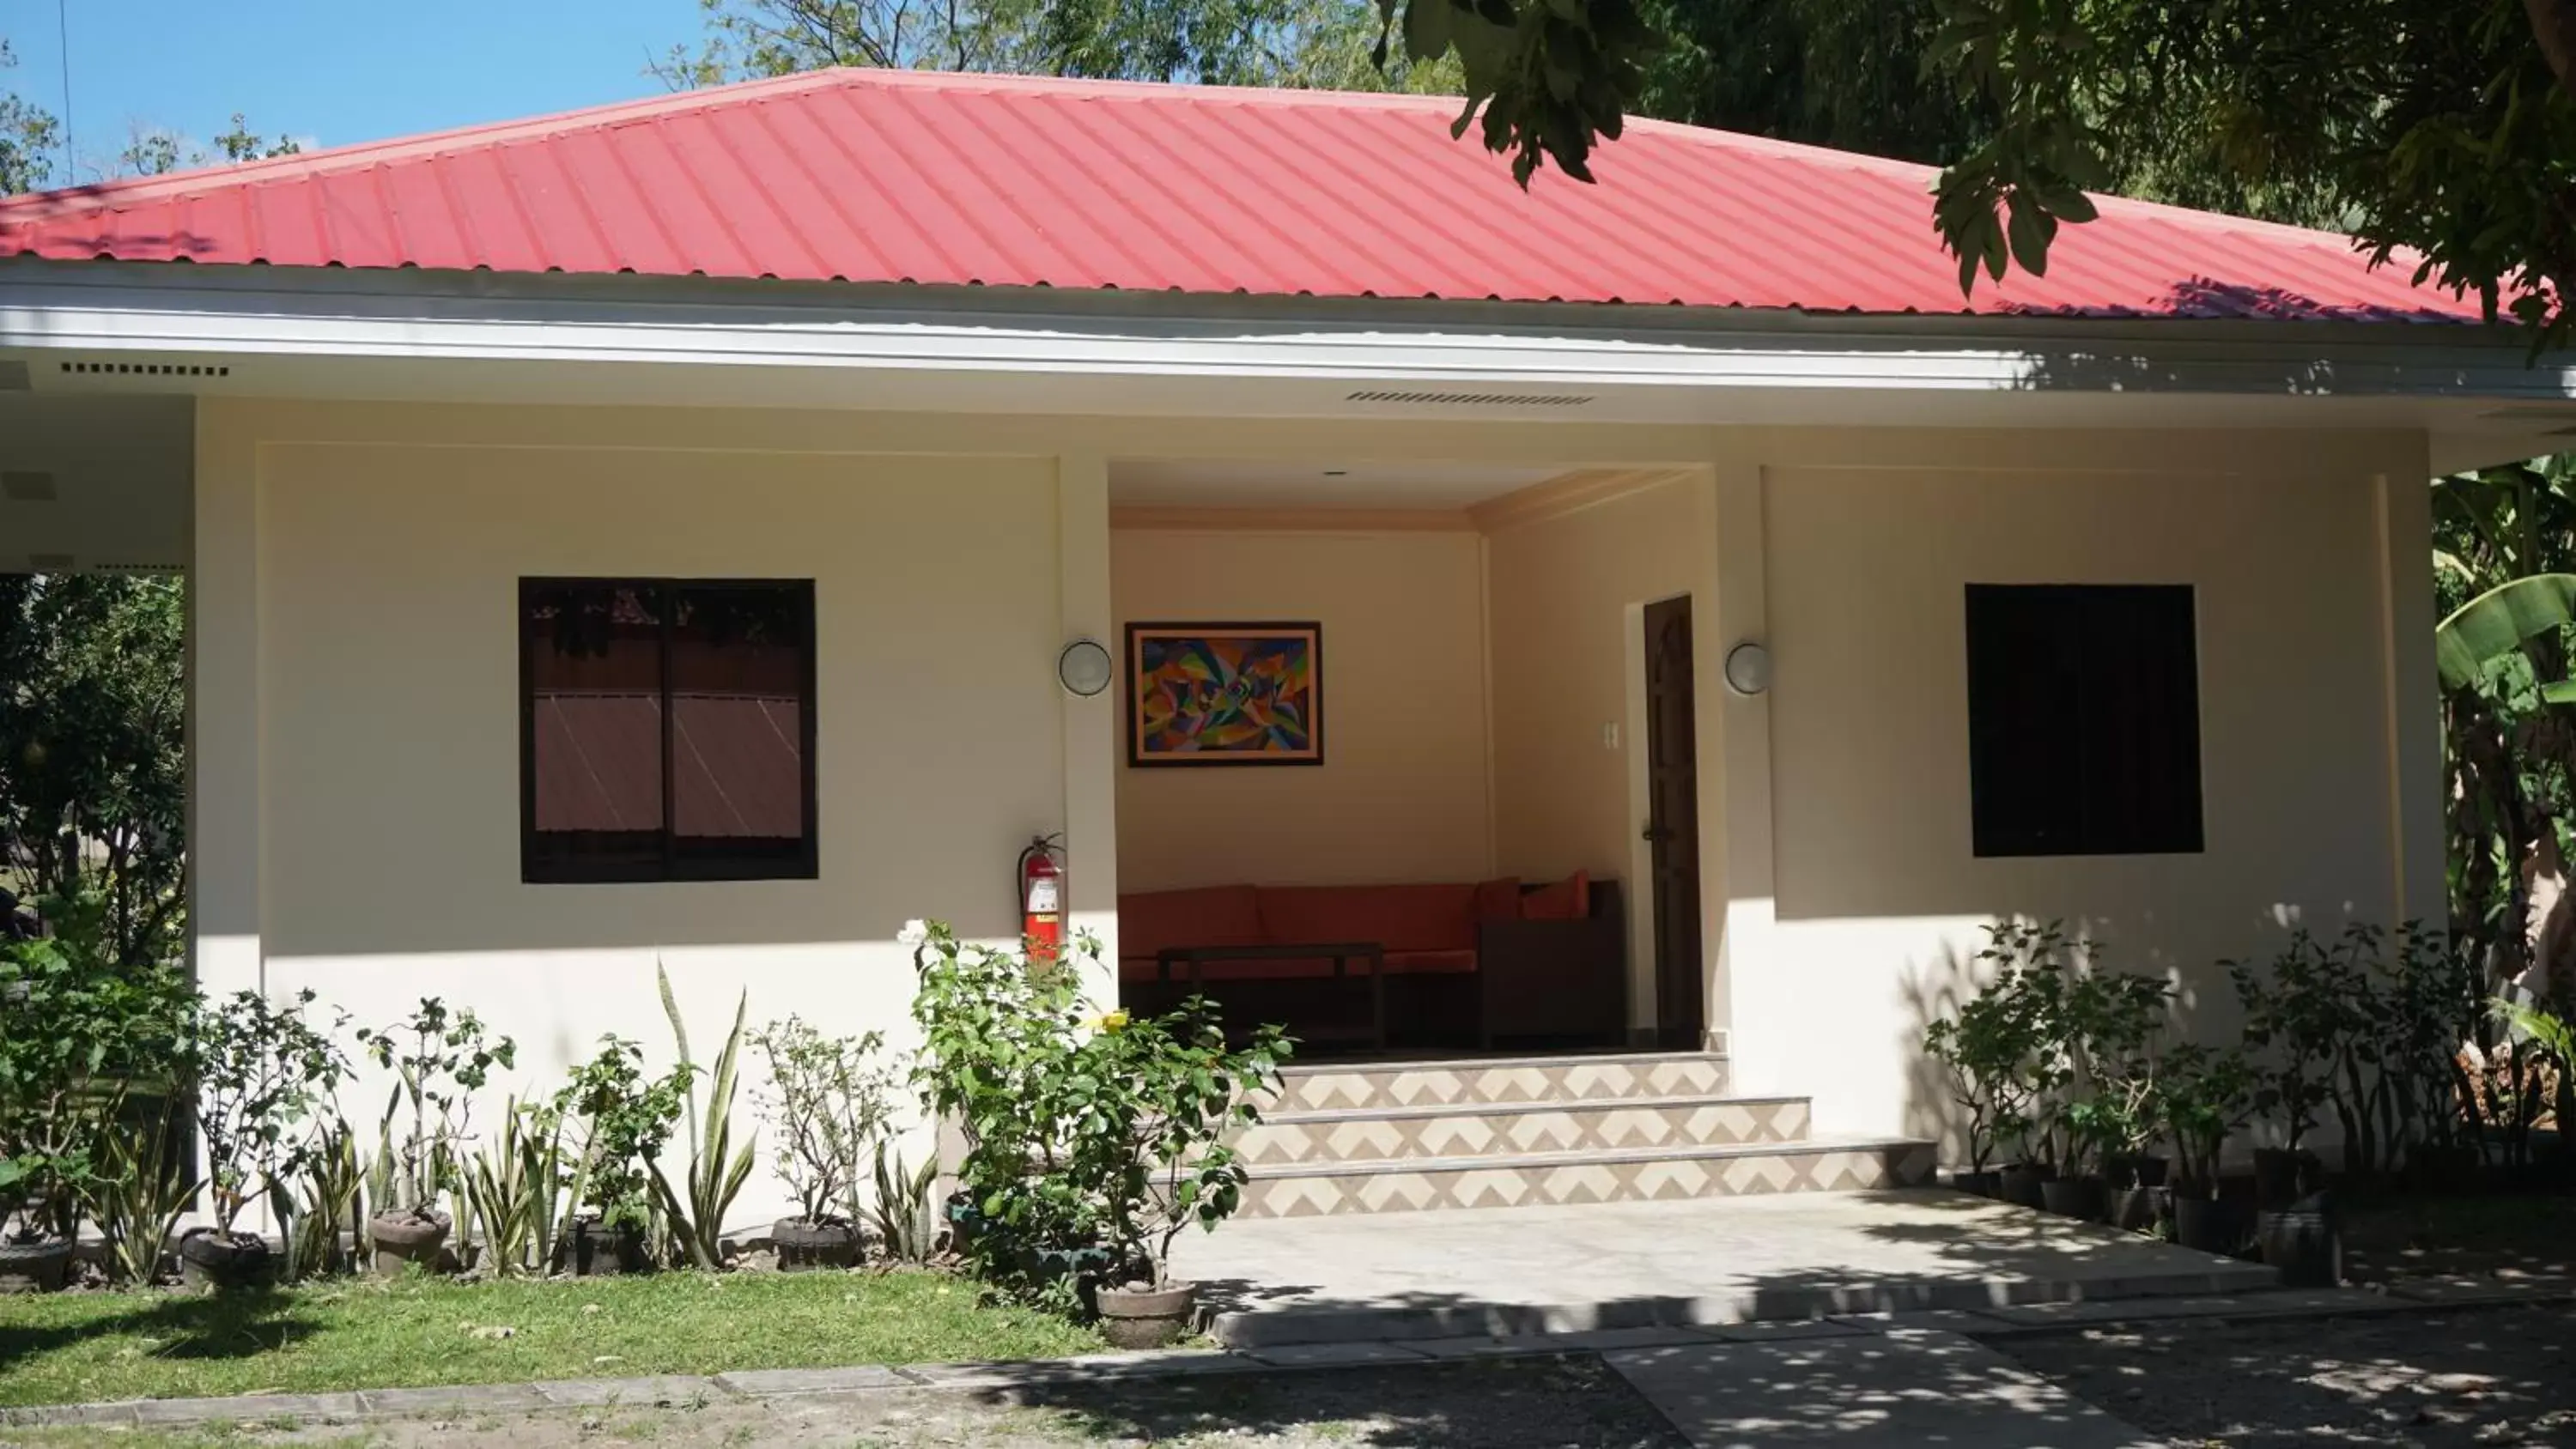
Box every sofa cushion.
[1256,882,1478,954]
[1521,870,1592,921]
[1473,876,1523,921]
[1118,884,1266,967]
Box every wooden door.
[1643,596,1705,1050]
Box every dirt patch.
[1998,1304,2576,1447]
[2,1358,1687,1449]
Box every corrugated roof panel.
[0,67,2487,324]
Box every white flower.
[896,919,930,949]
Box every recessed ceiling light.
[1322,469,1348,477]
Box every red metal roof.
[0,68,2482,324]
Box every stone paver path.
[1176,1188,2275,1346]
[1604,1331,2161,1448]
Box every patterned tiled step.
[1235,1137,1937,1218]
[1261,1052,1729,1114]
[1233,1094,1808,1167]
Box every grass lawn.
[0,1268,1104,1408]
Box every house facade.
[3,69,2567,1224]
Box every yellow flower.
[1086,1009,1131,1034]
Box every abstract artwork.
[1126,621,1324,767]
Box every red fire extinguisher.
[1018,834,1066,967]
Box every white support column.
[1057,453,1121,1007]
[188,401,263,1003]
[2373,460,2445,925]
[1704,460,1775,1060]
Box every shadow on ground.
[966,1356,1691,1448]
[1190,1189,2264,1346]
[2004,1303,2576,1448]
[0,1290,324,1379]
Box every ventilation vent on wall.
[93,561,185,575]
[60,360,232,379]
[1345,389,1595,409]
[1,471,57,502]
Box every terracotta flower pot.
[0,1234,74,1294]
[1091,1280,1198,1349]
[178,1228,276,1292]
[770,1216,861,1271]
[368,1208,451,1278]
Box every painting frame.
[1124,621,1325,767]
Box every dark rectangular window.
[1965,584,2202,858]
[520,579,817,883]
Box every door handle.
[1642,823,1673,842]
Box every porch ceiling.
[1111,458,1570,511]
[0,392,191,573]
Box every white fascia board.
[2,263,2571,402]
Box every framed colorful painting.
[1125,621,1324,767]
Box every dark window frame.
[519,576,819,885]
[1965,583,2205,859]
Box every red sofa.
[1117,876,1626,1050]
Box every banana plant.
[2436,573,2576,701]
[650,965,757,1270]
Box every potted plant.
[750,1016,896,1270]
[553,1035,685,1276]
[2230,938,2336,1208]
[1923,963,2044,1198]
[355,998,514,1275]
[0,898,194,1292]
[2161,1043,2251,1254]
[2069,968,2172,1229]
[1065,995,1290,1348]
[180,988,350,1290]
[1970,923,2074,1210]
[908,920,1291,1337]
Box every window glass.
[521,579,815,882]
[1965,584,2203,858]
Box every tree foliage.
[1630,0,1984,166]
[0,576,186,970]
[1376,0,2572,345]
[663,0,1458,93]
[0,40,58,196]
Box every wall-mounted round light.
[1723,641,1772,697]
[1059,639,1114,697]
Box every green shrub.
[907,920,1290,1307]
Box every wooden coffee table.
[1151,941,1388,1048]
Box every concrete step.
[1261,1051,1730,1114]
[1235,1136,1938,1218]
[1234,1094,1808,1167]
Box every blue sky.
[6,0,712,181]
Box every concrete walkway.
[1173,1188,2276,1346]
[1604,1332,2160,1447]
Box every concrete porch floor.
[1173,1187,2280,1347]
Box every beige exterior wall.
[1484,477,1722,1034]
[1748,456,2429,1148]
[1111,526,1493,892]
[218,415,1088,1225]
[186,397,2445,1205]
